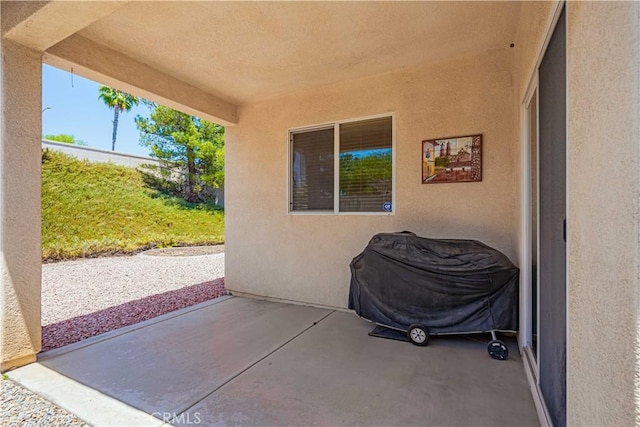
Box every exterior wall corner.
[566,2,640,424]
[0,39,43,371]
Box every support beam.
[45,35,238,126]
[0,1,47,37]
[0,40,43,372]
[2,1,127,51]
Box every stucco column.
[566,2,640,424]
[0,40,43,372]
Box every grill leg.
[487,331,508,360]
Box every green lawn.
[42,150,224,261]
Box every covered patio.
[2,1,640,426]
[9,296,537,426]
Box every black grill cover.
[348,232,519,334]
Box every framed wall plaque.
[422,134,482,183]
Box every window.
[290,115,393,214]
[291,127,334,211]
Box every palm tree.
[98,86,139,151]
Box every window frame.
[288,113,396,216]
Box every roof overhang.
[2,1,521,125]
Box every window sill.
[288,211,395,216]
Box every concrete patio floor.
[9,296,539,426]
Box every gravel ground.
[1,377,89,427]
[41,249,226,352]
[41,278,226,352]
[42,249,225,325]
[2,247,227,426]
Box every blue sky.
[42,64,151,157]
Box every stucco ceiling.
[77,1,520,106]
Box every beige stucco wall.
[510,2,640,423]
[513,2,558,104]
[566,2,640,424]
[0,40,43,371]
[226,48,516,309]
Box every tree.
[136,106,224,203]
[98,86,139,151]
[339,150,392,195]
[43,133,88,146]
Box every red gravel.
[41,278,226,352]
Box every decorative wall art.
[422,134,482,183]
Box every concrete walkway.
[9,297,539,426]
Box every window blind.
[291,128,334,211]
[339,117,392,212]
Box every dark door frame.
[519,2,566,426]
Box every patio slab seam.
[39,295,235,361]
[172,309,337,422]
